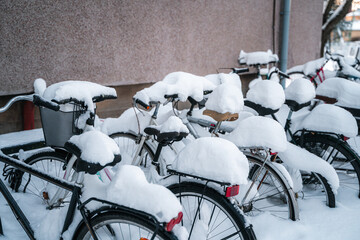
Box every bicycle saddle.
[285,100,311,112]
[144,127,188,143]
[202,109,239,122]
[284,78,315,112]
[144,116,189,143]
[245,80,284,116]
[64,131,121,174]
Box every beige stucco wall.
[1,0,283,96]
[0,0,323,133]
[288,0,323,67]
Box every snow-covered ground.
[251,185,360,240]
[0,130,360,239]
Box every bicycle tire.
[243,155,299,221]
[167,181,256,240]
[299,133,360,199]
[305,172,336,208]
[274,152,336,208]
[74,210,175,240]
[22,151,73,208]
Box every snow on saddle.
[64,130,121,174]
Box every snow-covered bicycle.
[0,89,183,240]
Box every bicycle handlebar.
[33,95,60,111]
[133,98,151,110]
[277,71,290,79]
[232,67,250,74]
[0,94,34,114]
[268,68,290,79]
[218,67,249,74]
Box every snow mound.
[285,78,315,104]
[205,83,244,114]
[107,165,182,222]
[239,49,279,65]
[303,58,325,75]
[278,142,339,193]
[68,130,120,165]
[298,104,358,138]
[246,80,285,110]
[101,105,174,136]
[134,72,216,105]
[338,57,360,78]
[172,137,249,185]
[316,77,360,108]
[151,116,189,134]
[224,116,287,152]
[34,78,47,96]
[205,73,242,88]
[43,80,117,112]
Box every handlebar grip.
[33,95,60,111]
[232,68,249,74]
[134,98,150,109]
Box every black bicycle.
[0,93,180,240]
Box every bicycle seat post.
[211,121,223,136]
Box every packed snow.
[338,57,360,78]
[224,116,287,152]
[297,104,358,138]
[303,58,325,75]
[238,49,279,65]
[205,83,244,114]
[204,73,242,88]
[0,128,44,149]
[246,80,285,110]
[148,116,189,134]
[285,78,316,104]
[278,142,340,194]
[68,130,120,165]
[33,78,47,96]
[107,165,183,222]
[171,137,249,185]
[133,72,216,105]
[316,77,360,108]
[42,80,117,112]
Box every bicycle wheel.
[242,156,298,221]
[167,182,255,240]
[109,132,157,174]
[300,133,360,198]
[75,210,175,240]
[22,151,73,208]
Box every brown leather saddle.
[202,109,239,122]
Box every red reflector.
[210,124,215,127]
[343,136,350,141]
[225,185,240,197]
[270,152,278,156]
[166,212,183,232]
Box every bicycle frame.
[0,150,83,239]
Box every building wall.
[0,0,323,133]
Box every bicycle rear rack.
[167,168,231,186]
